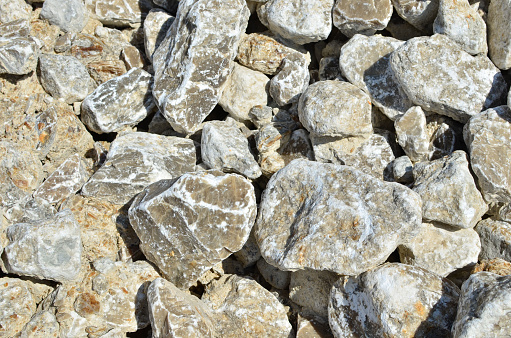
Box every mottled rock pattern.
[85,0,153,27]
[18,311,60,338]
[143,9,174,62]
[487,0,511,70]
[269,53,310,106]
[393,155,414,183]
[257,258,291,289]
[395,106,430,162]
[40,0,88,33]
[0,0,31,24]
[473,258,511,276]
[0,20,39,75]
[0,278,37,337]
[332,0,393,37]
[86,59,127,85]
[475,218,511,261]
[391,0,439,31]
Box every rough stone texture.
[475,218,511,262]
[81,132,196,204]
[452,272,511,337]
[248,105,273,128]
[339,34,412,121]
[0,278,38,337]
[233,230,261,268]
[412,151,487,228]
[86,60,127,85]
[152,0,249,134]
[38,54,95,104]
[121,45,144,70]
[3,209,82,282]
[393,155,414,183]
[201,120,261,179]
[464,106,511,203]
[395,106,431,162]
[81,68,154,134]
[257,258,291,289]
[255,159,422,275]
[391,0,440,31]
[219,63,270,122]
[296,315,334,338]
[0,0,32,24]
[318,56,343,81]
[143,9,175,62]
[473,258,511,276]
[85,0,153,27]
[390,34,507,123]
[329,263,460,338]
[18,311,60,338]
[487,0,511,70]
[269,53,310,106]
[433,0,487,55]
[399,222,481,277]
[332,0,393,37]
[426,114,461,160]
[40,0,88,33]
[0,20,39,75]
[128,170,257,289]
[257,0,334,44]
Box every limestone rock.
[426,113,462,160]
[233,230,261,268]
[18,311,60,338]
[152,0,249,134]
[0,278,37,337]
[475,218,511,262]
[433,0,487,55]
[201,120,261,179]
[248,105,273,128]
[40,0,88,33]
[0,20,39,75]
[393,155,414,183]
[3,209,82,282]
[472,258,511,276]
[120,45,144,70]
[329,263,460,337]
[296,315,334,338]
[395,106,430,162]
[257,0,334,44]
[487,0,511,70]
[269,52,310,106]
[464,106,511,203]
[86,60,127,85]
[82,132,196,204]
[2,197,56,228]
[0,0,31,24]
[143,9,175,62]
[390,34,507,123]
[257,258,291,289]
[332,0,393,37]
[339,34,412,120]
[85,0,153,27]
[128,170,257,289]
[452,272,511,337]
[255,159,422,275]
[391,0,439,31]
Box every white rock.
[487,0,511,69]
[0,0,32,24]
[143,9,175,62]
[332,0,393,37]
[18,311,60,338]
[0,278,37,337]
[475,218,511,262]
[40,0,88,33]
[395,106,430,162]
[269,53,310,106]
[0,20,39,75]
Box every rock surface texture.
[487,0,511,70]
[332,0,393,37]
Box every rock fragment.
[269,53,310,106]
[85,0,153,27]
[487,0,511,69]
[40,0,88,33]
[143,9,174,62]
[393,155,414,183]
[18,311,60,338]
[391,0,439,31]
[475,218,511,261]
[332,0,393,37]
[394,106,430,162]
[0,20,39,75]
[257,258,291,289]
[0,278,38,337]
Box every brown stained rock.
[0,278,37,337]
[473,258,511,276]
[333,0,393,37]
[121,46,144,70]
[74,292,101,318]
[85,0,153,28]
[17,310,60,337]
[86,60,127,85]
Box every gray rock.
[475,218,511,262]
[81,132,196,204]
[464,106,511,203]
[269,52,310,106]
[329,263,460,337]
[38,54,95,104]
[412,151,487,228]
[18,311,60,338]
[85,0,153,27]
[318,56,343,81]
[391,34,507,123]
[255,159,422,275]
[257,258,291,289]
[201,120,261,179]
[143,9,175,62]
[452,272,511,337]
[152,0,249,134]
[0,0,32,24]
[488,0,511,70]
[332,0,393,37]
[395,106,430,162]
[0,20,39,75]
[296,315,334,338]
[392,155,414,183]
[40,0,88,33]
[0,278,38,337]
[248,105,273,128]
[391,0,439,31]
[2,197,56,227]
[81,68,155,134]
[128,170,257,289]
[3,209,82,282]
[233,230,261,268]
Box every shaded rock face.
[333,0,393,37]
[487,0,511,70]
[391,0,439,32]
[143,9,175,62]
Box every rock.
[487,0,511,70]
[143,9,174,62]
[452,272,511,337]
[412,151,487,228]
[433,0,487,55]
[395,106,430,162]
[332,0,393,37]
[248,105,273,128]
[2,197,56,227]
[201,120,261,179]
[152,0,249,134]
[475,218,511,262]
[393,155,414,183]
[257,258,291,289]
[2,209,82,282]
[339,34,412,121]
[255,159,422,275]
[331,263,460,337]
[0,0,32,24]
[257,0,334,44]
[86,60,127,85]
[121,45,144,70]
[128,170,257,289]
[218,63,270,122]
[233,230,261,268]
[0,20,39,75]
[0,278,38,337]
[426,113,462,160]
[269,53,310,106]
[391,0,439,32]
[296,315,334,338]
[472,258,511,276]
[390,34,507,123]
[81,68,154,134]
[38,54,95,104]
[85,0,153,27]
[82,132,196,204]
[318,56,343,81]
[18,311,60,338]
[40,0,88,33]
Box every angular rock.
[86,59,127,85]
[81,132,196,204]
[475,218,511,262]
[269,53,310,106]
[473,258,511,276]
[128,170,257,289]
[18,311,60,338]
[3,209,82,282]
[395,106,430,162]
[255,159,422,275]
[426,113,461,160]
[329,263,460,337]
[248,105,273,128]
[0,0,31,24]
[0,278,37,337]
[332,0,393,37]
[412,151,487,228]
[143,9,175,62]
[85,0,153,27]
[393,155,414,183]
[318,56,343,81]
[452,272,511,337]
[464,106,511,203]
[0,20,39,75]
[487,0,511,70]
[257,258,291,289]
[233,230,261,268]
[391,0,439,31]
[120,45,144,70]
[257,0,334,44]
[2,197,56,228]
[201,120,261,179]
[390,34,507,123]
[40,0,88,33]
[296,315,334,338]
[152,0,249,134]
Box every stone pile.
[0,0,511,336]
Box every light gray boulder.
[487,0,511,70]
[0,20,39,75]
[394,106,431,162]
[40,0,88,33]
[269,52,310,106]
[475,218,511,261]
[85,0,153,27]
[391,0,440,31]
[143,9,175,62]
[332,0,393,37]
[18,311,60,338]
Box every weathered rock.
[0,0,32,24]
[475,218,511,262]
[152,0,249,134]
[318,56,343,81]
[0,278,38,337]
[296,315,334,338]
[128,170,257,289]
[0,20,39,75]
[3,209,82,282]
[269,52,310,106]
[257,0,334,44]
[395,106,430,162]
[2,197,56,228]
[18,310,60,338]
[473,258,511,276]
[452,272,511,337]
[85,0,153,27]
[390,34,507,123]
[40,0,88,33]
[487,0,511,70]
[248,105,273,128]
[393,155,414,183]
[143,9,174,62]
[332,0,393,37]
[339,34,412,120]
[233,230,261,268]
[86,59,127,85]
[391,0,439,31]
[120,45,144,70]
[464,106,511,203]
[433,0,487,55]
[201,120,261,179]
[257,258,291,289]
[82,132,196,204]
[385,15,424,40]
[255,159,422,275]
[426,113,462,160]
[81,68,154,134]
